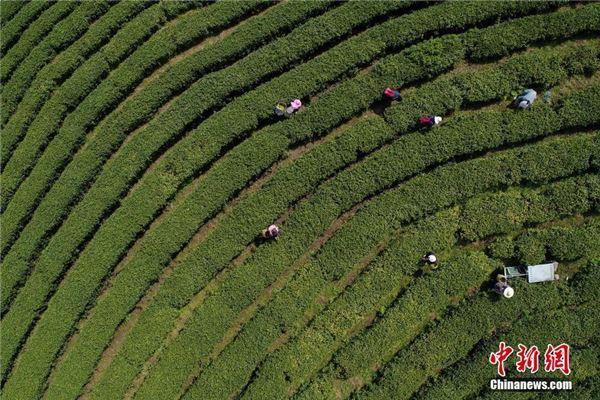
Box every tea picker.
[494,281,515,299]
[274,99,302,117]
[274,103,286,117]
[383,87,401,101]
[419,115,442,128]
[494,262,559,299]
[285,99,302,116]
[262,224,280,240]
[514,88,537,109]
[421,252,438,265]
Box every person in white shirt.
[421,252,437,265]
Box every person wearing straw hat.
[262,224,280,240]
[274,102,286,117]
[514,89,537,109]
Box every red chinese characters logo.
[489,341,513,377]
[489,343,570,376]
[516,344,539,373]
[544,343,571,376]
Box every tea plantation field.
[1,1,599,399]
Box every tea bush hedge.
[1,3,598,399]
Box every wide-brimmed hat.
[291,99,302,109]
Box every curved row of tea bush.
[1,3,596,396]
[240,179,600,399]
[0,0,29,26]
[0,1,212,134]
[0,0,254,213]
[461,181,600,243]
[0,0,476,378]
[276,184,600,400]
[84,39,599,400]
[418,302,600,400]
[258,246,600,400]
[0,0,195,200]
[499,218,600,265]
[0,0,80,84]
[43,113,396,400]
[3,0,286,309]
[4,0,573,314]
[0,0,338,320]
[0,3,452,396]
[0,1,113,124]
[157,44,600,397]
[352,264,598,400]
[2,3,270,378]
[187,131,599,399]
[465,2,600,61]
[186,129,596,396]
[0,0,408,302]
[252,249,500,399]
[0,3,422,390]
[141,79,600,400]
[0,0,53,55]
[3,0,564,268]
[82,30,521,398]
[4,28,464,400]
[93,35,468,400]
[0,0,151,168]
[416,264,600,400]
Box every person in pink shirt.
[262,224,281,240]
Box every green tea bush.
[176,132,597,400]
[0,0,151,166]
[273,180,600,400]
[0,1,113,123]
[0,0,53,54]
[417,299,600,400]
[0,0,29,24]
[354,278,575,400]
[88,42,598,400]
[0,1,80,84]
[2,3,599,398]
[0,0,252,213]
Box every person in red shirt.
[384,87,401,100]
[419,115,442,128]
